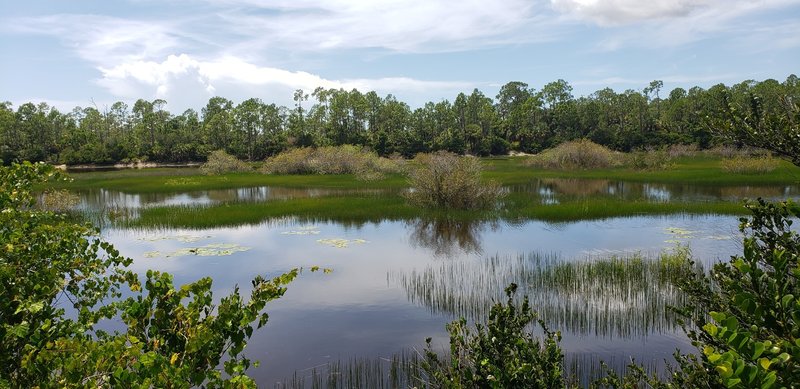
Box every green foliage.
[678,199,800,388]
[406,152,503,210]
[422,284,568,388]
[0,161,298,387]
[525,139,620,169]
[200,149,252,175]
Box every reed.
[390,249,701,338]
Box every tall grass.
[525,139,621,169]
[626,148,674,170]
[391,249,700,338]
[720,155,781,174]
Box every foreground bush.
[720,155,780,174]
[0,162,297,387]
[200,149,252,175]
[422,284,567,388]
[406,152,503,210]
[526,139,620,169]
[261,145,403,180]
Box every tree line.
[1,75,797,165]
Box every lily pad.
[144,243,251,258]
[317,238,368,249]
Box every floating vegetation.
[143,243,251,258]
[391,248,701,338]
[138,234,213,243]
[281,226,321,235]
[316,238,368,249]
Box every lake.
[73,177,800,387]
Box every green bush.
[0,162,298,387]
[720,155,780,174]
[525,139,620,169]
[422,284,567,388]
[406,152,503,210]
[200,149,252,175]
[261,145,403,181]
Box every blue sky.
[1,0,798,112]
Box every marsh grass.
[391,249,700,338]
[525,140,621,169]
[38,188,79,212]
[720,155,781,174]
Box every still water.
[78,178,799,387]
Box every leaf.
[759,357,771,370]
[170,353,180,365]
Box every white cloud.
[96,54,472,110]
[7,15,181,66]
[208,0,557,54]
[551,0,714,25]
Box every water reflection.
[391,251,694,338]
[407,218,495,257]
[516,178,799,204]
[74,186,394,210]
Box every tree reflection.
[408,217,496,257]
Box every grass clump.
[720,155,780,174]
[199,150,252,175]
[525,139,619,169]
[261,145,403,181]
[406,152,503,210]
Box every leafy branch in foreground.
[0,161,299,387]
[422,283,568,388]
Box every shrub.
[0,162,298,386]
[626,148,674,170]
[199,150,252,175]
[666,144,699,158]
[720,155,780,174]
[261,145,403,181]
[525,139,619,169]
[406,152,503,210]
[39,189,79,212]
[422,284,567,388]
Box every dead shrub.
[261,145,403,180]
[406,151,503,210]
[626,148,674,170]
[200,150,252,175]
[525,139,620,169]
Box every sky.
[1,0,798,113]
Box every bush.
[406,152,503,210]
[626,148,674,170]
[422,284,567,388]
[0,162,298,386]
[261,145,403,181]
[525,139,620,169]
[200,150,252,175]
[720,155,780,174]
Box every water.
[74,178,799,386]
